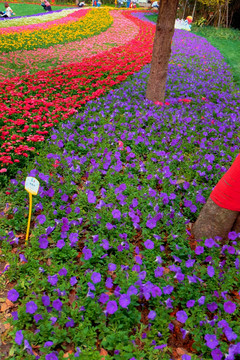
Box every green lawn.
[1,3,74,17]
[145,13,240,88]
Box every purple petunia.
[119,294,131,308]
[207,265,215,277]
[108,263,117,271]
[70,276,78,286]
[211,348,223,360]
[42,295,50,307]
[15,330,23,345]
[37,214,46,225]
[87,190,96,204]
[204,334,219,349]
[26,301,38,314]
[52,299,63,311]
[144,239,154,249]
[176,310,188,323]
[106,300,118,314]
[148,310,156,320]
[223,301,236,314]
[207,302,218,312]
[112,209,121,220]
[8,289,19,302]
[91,272,101,284]
[48,274,58,286]
[45,353,58,360]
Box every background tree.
[146,0,179,103]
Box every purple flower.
[83,247,92,260]
[12,311,18,320]
[211,348,223,360]
[42,295,50,307]
[45,353,58,360]
[44,341,54,347]
[8,289,19,302]
[204,334,219,349]
[207,302,218,312]
[15,330,23,345]
[52,299,63,311]
[195,246,204,255]
[91,272,101,284]
[106,300,118,314]
[87,190,96,204]
[58,268,67,276]
[198,296,205,305]
[186,300,195,308]
[225,327,237,341]
[204,238,216,248]
[163,285,174,295]
[148,310,156,320]
[185,259,195,268]
[112,209,121,220]
[26,301,38,314]
[108,263,117,271]
[223,301,236,314]
[61,194,68,202]
[228,231,238,240]
[182,355,191,360]
[39,234,48,249]
[48,274,58,286]
[66,317,75,328]
[207,265,215,277]
[37,214,46,225]
[144,239,154,249]
[56,239,65,249]
[34,314,43,323]
[70,276,77,286]
[176,310,188,323]
[119,294,131,308]
[99,293,109,304]
[146,218,156,229]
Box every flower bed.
[0,11,153,173]
[0,9,78,29]
[0,21,240,358]
[0,10,139,79]
[0,9,83,34]
[0,8,113,52]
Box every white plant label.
[25,177,40,195]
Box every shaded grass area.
[145,13,240,88]
[0,3,73,17]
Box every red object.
[210,154,240,211]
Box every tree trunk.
[218,4,222,27]
[226,0,229,27]
[182,0,188,19]
[192,197,239,240]
[191,0,197,21]
[146,0,179,103]
[192,154,240,240]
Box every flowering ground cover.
[0,10,138,79]
[0,11,240,360]
[0,11,153,177]
[0,8,112,52]
[0,9,80,32]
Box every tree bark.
[145,0,179,103]
[191,0,197,21]
[192,154,240,240]
[226,0,229,27]
[218,4,222,27]
[192,197,239,240]
[182,0,188,19]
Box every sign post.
[25,177,40,245]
